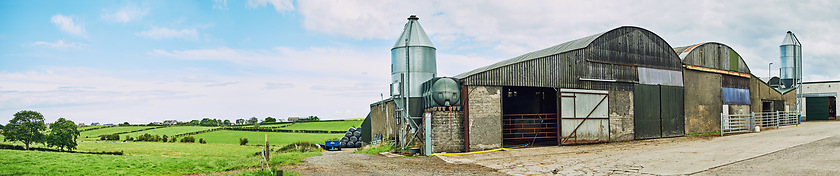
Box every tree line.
[2,110,79,151]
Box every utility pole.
[769,62,773,79]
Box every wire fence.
[721,111,800,136]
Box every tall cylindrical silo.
[391,15,436,117]
[779,31,801,88]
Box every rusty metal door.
[559,89,609,145]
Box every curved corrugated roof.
[454,29,607,79]
[673,42,751,73]
[392,15,434,49]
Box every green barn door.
[807,97,830,121]
[634,84,685,139]
[660,86,685,137]
[634,84,661,139]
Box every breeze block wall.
[425,108,465,153]
[467,85,503,151]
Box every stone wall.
[466,85,502,151]
[608,90,634,142]
[424,109,465,153]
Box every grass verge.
[353,142,395,155]
[685,131,721,137]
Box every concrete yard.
[436,121,840,175]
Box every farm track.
[280,148,505,176]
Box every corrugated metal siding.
[677,42,751,73]
[587,28,682,70]
[722,74,750,89]
[722,87,751,105]
[638,67,684,86]
[461,26,680,91]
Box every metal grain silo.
[391,14,436,117]
[780,31,801,88]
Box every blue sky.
[2,0,839,124]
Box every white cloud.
[101,4,149,23]
[150,46,389,80]
[213,0,228,10]
[31,40,84,49]
[0,66,384,124]
[136,27,198,40]
[51,14,86,37]
[296,0,840,81]
[246,0,294,12]
[265,82,293,89]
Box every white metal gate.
[560,89,610,145]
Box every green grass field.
[0,140,320,175]
[279,120,363,131]
[78,125,115,131]
[80,126,160,139]
[192,130,343,146]
[122,126,219,138]
[2,120,353,175]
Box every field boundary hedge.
[0,143,123,155]
[79,125,116,132]
[223,127,345,134]
[103,126,167,137]
[169,126,345,137]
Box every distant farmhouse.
[163,120,178,125]
[287,117,301,122]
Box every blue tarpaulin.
[722,87,750,105]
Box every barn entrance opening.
[501,86,558,146]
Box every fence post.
[720,113,725,136]
[750,112,755,132]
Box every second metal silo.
[780,31,801,88]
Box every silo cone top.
[781,31,801,46]
[393,15,435,49]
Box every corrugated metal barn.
[673,42,753,134]
[454,26,685,151]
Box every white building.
[801,81,839,120]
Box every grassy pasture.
[193,130,342,146]
[1,120,358,175]
[122,126,219,138]
[0,141,320,175]
[80,126,159,140]
[279,120,363,131]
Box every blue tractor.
[324,140,341,151]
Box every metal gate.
[559,89,609,145]
[634,84,685,139]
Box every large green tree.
[263,117,276,123]
[2,110,47,149]
[46,118,80,151]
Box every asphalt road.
[696,135,840,176]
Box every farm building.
[454,26,685,151]
[801,81,840,120]
[369,18,802,154]
[673,42,796,134]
